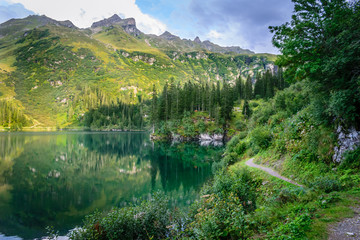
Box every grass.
[307,190,360,239]
[229,156,360,239]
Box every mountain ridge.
[0,14,275,128]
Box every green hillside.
[0,15,276,129]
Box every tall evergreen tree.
[244,75,253,100]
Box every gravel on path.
[245,158,304,187]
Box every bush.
[251,101,275,124]
[226,134,241,152]
[249,126,272,151]
[69,193,174,240]
[268,211,312,240]
[328,89,360,126]
[274,188,304,204]
[340,147,360,169]
[235,119,246,131]
[308,176,341,193]
[292,149,317,163]
[190,193,251,239]
[234,141,247,156]
[211,169,259,213]
[188,169,259,239]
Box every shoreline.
[0,127,149,133]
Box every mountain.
[0,14,276,128]
[91,14,142,36]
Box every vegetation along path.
[245,158,304,187]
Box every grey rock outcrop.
[199,133,224,146]
[333,125,360,162]
[194,36,201,44]
[91,14,142,36]
[91,14,122,28]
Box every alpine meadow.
[0,0,359,239]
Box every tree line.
[150,69,285,127]
[0,100,30,130]
[82,100,144,130]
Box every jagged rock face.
[91,14,141,36]
[333,125,360,162]
[91,14,122,28]
[58,20,77,29]
[120,18,141,36]
[194,36,201,44]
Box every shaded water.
[0,132,223,239]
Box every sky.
[0,0,295,53]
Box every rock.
[91,14,122,28]
[333,125,360,162]
[91,14,142,36]
[194,36,201,44]
[213,134,224,141]
[200,133,212,141]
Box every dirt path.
[245,158,360,239]
[245,158,304,187]
[328,206,360,240]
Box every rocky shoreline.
[150,132,227,146]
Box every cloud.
[0,0,34,24]
[189,0,294,53]
[207,30,223,40]
[8,0,167,35]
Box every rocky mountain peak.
[91,14,122,28]
[194,36,201,44]
[91,14,141,36]
[159,31,180,41]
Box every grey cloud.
[189,0,294,53]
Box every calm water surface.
[0,132,223,239]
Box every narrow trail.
[245,158,304,187]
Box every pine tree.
[244,75,253,100]
[150,84,158,128]
[242,100,251,118]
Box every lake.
[0,132,224,239]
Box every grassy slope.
[0,16,277,128]
[220,84,360,238]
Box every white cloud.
[9,0,167,35]
[206,30,223,40]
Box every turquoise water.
[0,132,223,239]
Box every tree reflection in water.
[0,132,223,239]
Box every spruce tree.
[244,75,253,100]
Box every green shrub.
[195,119,206,133]
[251,102,275,124]
[69,193,174,240]
[328,89,360,125]
[188,169,258,239]
[268,211,312,240]
[234,141,247,156]
[274,188,304,204]
[211,169,259,213]
[235,119,246,131]
[292,149,317,163]
[249,126,272,151]
[308,176,341,193]
[226,134,241,152]
[190,193,251,239]
[340,147,360,169]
